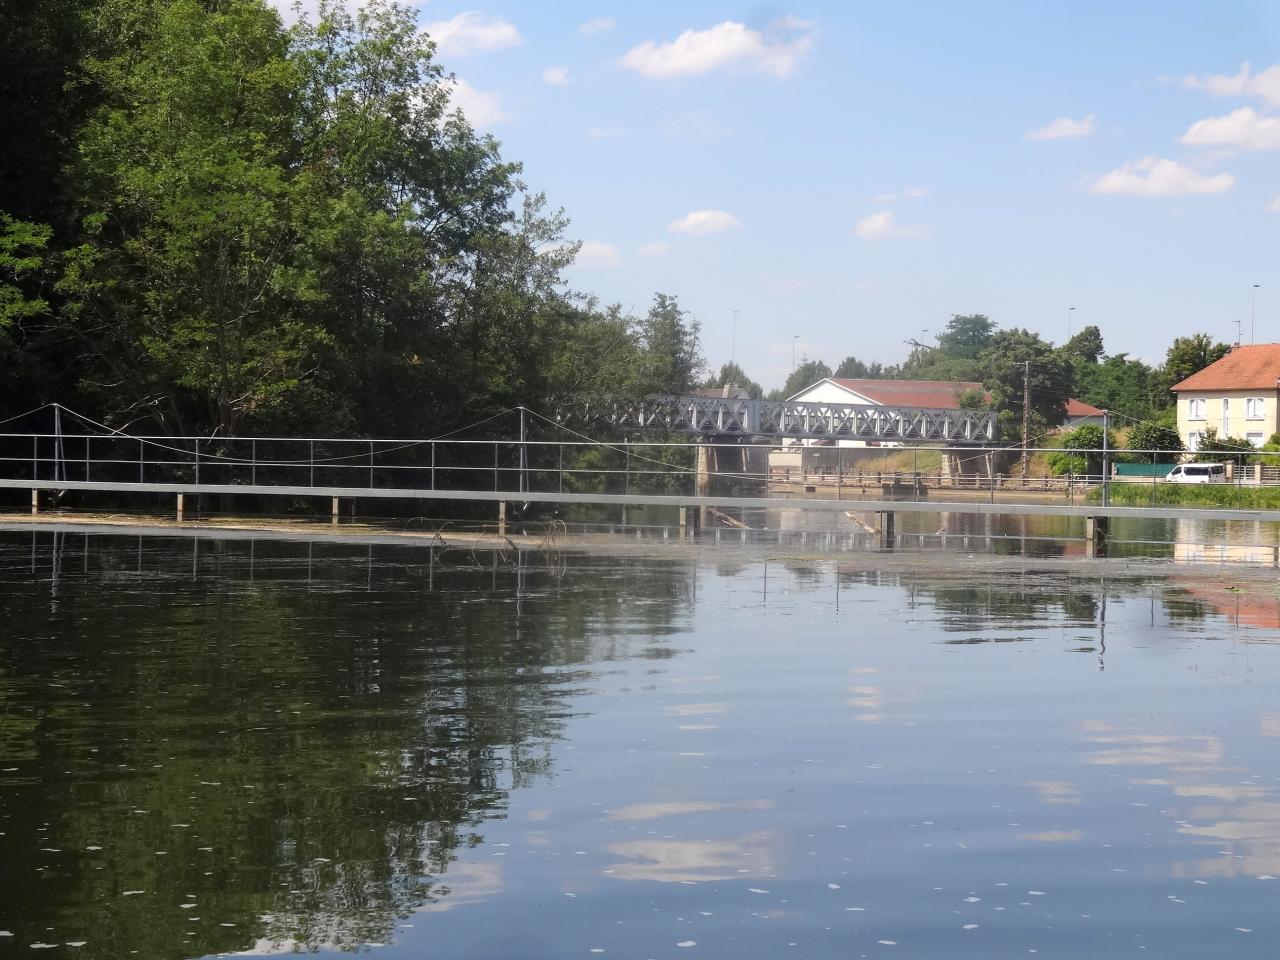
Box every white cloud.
[573,240,622,269]
[854,210,932,240]
[871,192,897,203]
[579,17,616,35]
[1027,114,1096,140]
[448,79,507,127]
[1181,107,1280,150]
[903,186,928,198]
[586,124,627,139]
[542,65,569,86]
[1268,196,1280,213]
[668,210,742,235]
[1183,62,1280,107]
[425,12,522,56]
[1089,156,1234,195]
[638,241,670,256]
[620,17,814,79]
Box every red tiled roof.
[812,378,1100,415]
[826,379,984,409]
[1065,398,1105,417]
[1171,344,1280,391]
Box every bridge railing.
[0,430,1274,511]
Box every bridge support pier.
[876,510,895,549]
[331,497,339,525]
[176,492,184,522]
[679,506,687,538]
[1086,515,1109,557]
[498,501,506,537]
[31,490,38,515]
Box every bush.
[1125,421,1184,463]
[1046,424,1116,476]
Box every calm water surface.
[2,531,1280,958]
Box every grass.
[1089,482,1280,509]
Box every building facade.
[1170,344,1280,450]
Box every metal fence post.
[558,443,563,493]
[309,441,314,487]
[430,441,436,491]
[85,437,90,482]
[494,442,499,492]
[32,436,37,482]
[139,439,144,483]
[194,439,200,485]
[369,440,374,488]
[251,439,256,486]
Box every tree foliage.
[773,359,833,399]
[704,362,763,398]
[980,328,1074,442]
[1125,421,1184,463]
[1046,424,1115,477]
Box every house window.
[1247,432,1265,448]
[1187,398,1206,420]
[1188,431,1203,451]
[1246,397,1266,420]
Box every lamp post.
[1252,284,1261,344]
[1068,306,1075,340]
[792,335,799,372]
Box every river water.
[2,530,1280,958]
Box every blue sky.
[274,1,1280,390]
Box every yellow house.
[1170,344,1280,450]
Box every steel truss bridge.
[555,395,995,443]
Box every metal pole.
[193,438,199,485]
[1252,284,1260,344]
[1102,409,1110,507]
[369,441,374,488]
[309,440,314,487]
[251,439,256,486]
[430,441,436,491]
[85,437,90,482]
[558,443,564,493]
[519,406,528,495]
[139,439,144,483]
[494,442,499,491]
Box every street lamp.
[1252,284,1261,344]
[1068,306,1076,340]
[792,335,799,372]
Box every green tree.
[1158,333,1230,394]
[704,361,763,398]
[1194,427,1255,464]
[1061,324,1105,364]
[980,328,1074,441]
[834,355,887,379]
[1047,424,1116,476]
[774,358,833,399]
[633,293,702,395]
[1125,421,1184,463]
[935,313,996,360]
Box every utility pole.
[1252,284,1261,344]
[1021,360,1031,480]
[731,309,738,371]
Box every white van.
[1165,462,1227,484]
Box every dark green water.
[2,531,1280,958]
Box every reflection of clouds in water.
[1025,780,1081,805]
[605,830,776,883]
[608,799,774,821]
[527,807,552,822]
[1080,722,1280,878]
[847,684,882,723]
[1084,733,1222,768]
[1261,714,1280,738]
[416,862,503,913]
[665,703,728,717]
[1018,830,1082,843]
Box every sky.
[271,0,1280,390]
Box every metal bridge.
[555,395,995,443]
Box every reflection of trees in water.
[0,533,693,957]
